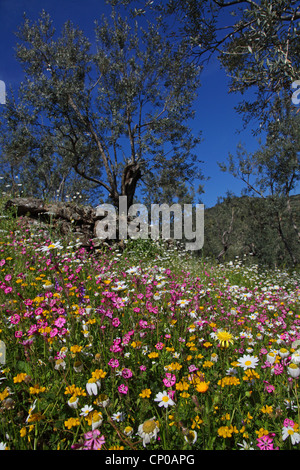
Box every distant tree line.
[203,192,300,268]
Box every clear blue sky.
[0,0,273,208]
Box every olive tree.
[0,8,203,205]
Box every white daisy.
[80,405,94,417]
[124,425,134,437]
[137,418,159,447]
[86,378,101,396]
[126,267,138,274]
[67,396,79,409]
[282,426,300,445]
[278,348,289,359]
[291,351,300,364]
[287,363,300,378]
[184,430,197,444]
[111,411,126,422]
[90,411,103,430]
[266,351,277,365]
[177,299,190,307]
[54,358,66,370]
[154,391,175,408]
[40,241,63,252]
[237,354,259,370]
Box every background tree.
[117,0,300,266]
[120,0,300,130]
[219,96,300,265]
[0,8,203,207]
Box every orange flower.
[196,381,209,393]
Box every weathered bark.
[121,162,142,207]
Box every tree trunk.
[276,210,298,266]
[121,162,142,207]
[217,207,235,262]
[286,196,300,243]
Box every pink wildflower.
[264,382,275,393]
[273,363,283,375]
[256,434,277,450]
[108,358,119,368]
[10,314,21,325]
[118,384,128,395]
[83,430,105,450]
[54,317,66,328]
[110,343,122,353]
[112,317,121,327]
[283,418,295,428]
[163,373,176,387]
[122,368,133,379]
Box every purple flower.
[163,373,176,387]
[118,384,128,395]
[273,363,283,375]
[50,328,59,337]
[122,368,133,379]
[54,317,66,328]
[108,358,119,368]
[112,317,121,327]
[83,430,105,450]
[283,418,295,428]
[10,314,21,325]
[264,383,275,393]
[256,434,275,450]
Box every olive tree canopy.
[0,8,203,205]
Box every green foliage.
[214,96,300,268]
[148,0,300,130]
[203,193,300,268]
[123,237,165,259]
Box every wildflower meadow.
[1,201,300,451]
